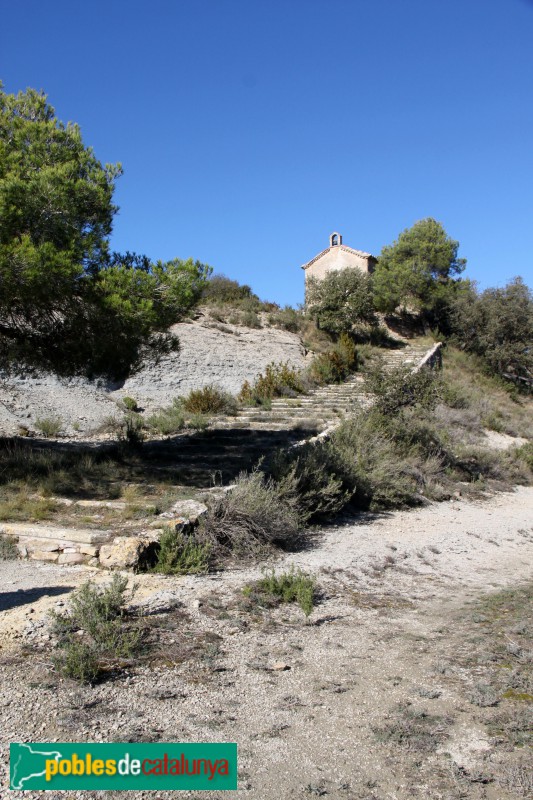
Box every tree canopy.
[0,85,210,378]
[373,218,467,325]
[306,269,376,337]
[451,277,533,384]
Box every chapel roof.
[301,242,376,271]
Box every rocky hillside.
[0,311,307,438]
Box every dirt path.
[1,487,532,799]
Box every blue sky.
[1,0,532,306]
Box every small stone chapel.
[301,232,377,298]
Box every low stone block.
[58,552,86,565]
[79,544,99,557]
[0,523,112,545]
[99,536,158,571]
[24,539,61,553]
[30,551,59,562]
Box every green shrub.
[200,470,302,559]
[51,575,141,684]
[202,274,257,305]
[515,442,533,471]
[0,533,18,560]
[306,270,377,335]
[188,413,209,431]
[59,639,101,683]
[146,401,185,435]
[202,276,277,313]
[240,310,262,328]
[271,409,418,514]
[208,307,226,323]
[35,416,63,438]
[182,385,238,416]
[151,525,210,575]
[331,412,419,509]
[238,362,304,405]
[121,396,139,412]
[244,567,316,616]
[307,333,358,386]
[308,351,345,385]
[454,444,531,485]
[450,276,533,385]
[365,362,440,415]
[269,440,355,522]
[440,382,471,409]
[482,410,506,432]
[121,413,145,446]
[268,306,301,333]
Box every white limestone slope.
[0,315,307,437]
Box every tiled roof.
[301,244,376,270]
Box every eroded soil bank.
[1,487,532,799]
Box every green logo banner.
[10,742,237,791]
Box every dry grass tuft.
[199,471,302,560]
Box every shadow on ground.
[0,586,73,612]
[0,426,319,494]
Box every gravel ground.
[1,487,533,799]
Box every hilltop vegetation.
[1,84,530,390]
[0,85,211,379]
[306,218,532,389]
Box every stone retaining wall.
[414,342,443,372]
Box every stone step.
[0,523,113,565]
[271,394,366,403]
[282,403,362,409]
[239,407,361,417]
[1,523,111,544]
[211,420,317,432]
[262,411,359,417]
[270,394,365,402]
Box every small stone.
[271,662,291,671]
[129,590,182,616]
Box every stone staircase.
[1,342,436,568]
[212,342,430,432]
